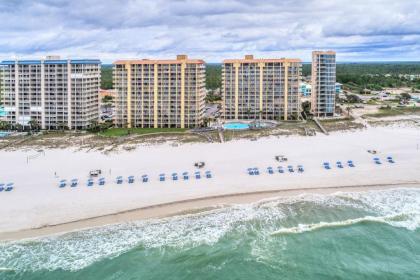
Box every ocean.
[1,188,419,280]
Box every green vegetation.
[345,94,363,103]
[206,64,221,90]
[101,65,113,89]
[307,63,420,92]
[205,91,222,102]
[364,106,420,118]
[98,127,187,137]
[102,95,114,103]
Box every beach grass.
[98,128,188,137]
[99,128,187,137]
[364,106,420,118]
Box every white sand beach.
[1,125,420,240]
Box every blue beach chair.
[87,178,94,187]
[347,160,355,167]
[247,168,254,175]
[0,184,4,192]
[205,171,212,179]
[373,157,382,165]
[59,180,66,188]
[297,165,304,173]
[195,171,201,179]
[267,167,274,174]
[128,176,135,184]
[142,175,149,183]
[172,173,178,181]
[182,172,189,180]
[323,162,331,170]
[336,161,343,168]
[387,156,395,163]
[116,176,123,184]
[288,165,294,173]
[253,167,260,175]
[278,166,284,173]
[71,179,78,187]
[99,177,106,185]
[5,183,13,192]
[159,174,165,182]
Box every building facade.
[300,82,312,96]
[222,55,301,121]
[311,51,336,117]
[113,55,206,128]
[0,57,101,130]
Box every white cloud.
[0,0,419,62]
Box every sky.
[0,0,419,63]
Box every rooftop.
[114,55,205,65]
[223,55,301,64]
[0,58,101,65]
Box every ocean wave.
[270,212,420,235]
[0,187,419,272]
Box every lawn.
[98,127,187,137]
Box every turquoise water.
[223,122,250,130]
[0,132,10,138]
[1,188,420,279]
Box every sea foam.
[0,187,419,272]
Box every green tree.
[102,95,114,103]
[101,65,113,89]
[206,64,221,90]
[28,119,41,132]
[0,120,9,130]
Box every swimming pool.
[0,131,10,138]
[223,122,250,130]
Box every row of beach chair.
[374,156,395,165]
[59,171,213,188]
[248,165,304,176]
[159,171,212,182]
[0,183,14,192]
[323,160,355,169]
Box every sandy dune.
[1,125,420,239]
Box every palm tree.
[0,120,8,130]
[346,106,352,117]
[28,119,40,132]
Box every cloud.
[0,0,419,62]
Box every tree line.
[100,63,420,91]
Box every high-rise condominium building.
[222,55,301,120]
[311,51,336,117]
[113,55,205,128]
[0,56,101,129]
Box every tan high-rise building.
[311,51,336,117]
[113,55,206,128]
[222,55,301,120]
[0,57,101,130]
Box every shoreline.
[1,182,419,242]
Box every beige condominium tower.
[113,55,206,128]
[0,57,101,130]
[311,51,336,117]
[222,55,301,121]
